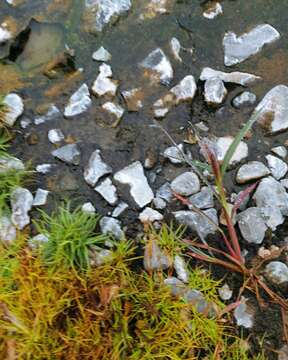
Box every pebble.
[174,255,189,283]
[114,161,154,208]
[232,91,256,108]
[34,105,61,125]
[265,154,288,180]
[81,202,96,214]
[163,144,184,164]
[216,136,248,165]
[84,149,112,187]
[89,248,113,266]
[188,186,214,209]
[171,171,200,196]
[92,63,118,97]
[33,188,49,206]
[156,182,173,202]
[36,163,54,174]
[153,197,166,210]
[253,177,288,216]
[170,75,197,105]
[20,117,31,129]
[236,161,270,184]
[200,67,260,86]
[218,284,233,301]
[203,2,223,19]
[99,216,124,240]
[10,187,33,230]
[204,77,227,105]
[174,208,218,239]
[234,298,254,328]
[271,146,287,159]
[48,129,64,144]
[170,37,182,62]
[112,202,128,217]
[0,216,17,243]
[223,24,280,66]
[139,207,163,223]
[260,206,284,231]
[0,156,24,174]
[92,46,112,62]
[2,93,24,127]
[95,178,118,205]
[64,84,91,117]
[51,144,81,165]
[264,261,288,285]
[144,239,171,271]
[140,48,173,85]
[102,102,124,121]
[254,85,288,134]
[164,277,187,297]
[237,207,267,244]
[28,234,49,249]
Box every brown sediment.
[44,70,84,98]
[256,50,288,85]
[257,111,275,133]
[0,64,25,93]
[47,0,73,15]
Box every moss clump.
[0,207,265,359]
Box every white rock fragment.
[170,75,197,105]
[52,144,81,165]
[100,216,124,240]
[48,129,64,144]
[92,63,118,97]
[144,239,171,272]
[232,91,257,108]
[265,261,288,285]
[216,136,248,165]
[236,161,270,184]
[203,2,223,19]
[266,155,288,180]
[114,161,154,208]
[260,206,284,231]
[20,118,31,129]
[122,88,143,112]
[271,146,287,159]
[223,24,280,66]
[170,37,182,62]
[112,202,128,217]
[0,156,24,174]
[90,248,113,266]
[2,93,24,127]
[10,187,33,230]
[156,182,173,202]
[174,208,218,239]
[28,234,49,249]
[95,177,118,205]
[139,207,163,223]
[234,298,254,328]
[153,197,166,210]
[163,144,184,164]
[140,48,173,85]
[200,67,260,86]
[36,163,54,174]
[253,177,288,216]
[64,84,91,117]
[218,284,233,301]
[81,202,96,214]
[171,171,200,196]
[174,255,189,283]
[84,150,112,187]
[237,207,267,244]
[0,25,12,44]
[102,102,124,120]
[281,179,288,190]
[33,189,49,206]
[204,77,227,105]
[254,85,288,134]
[84,0,132,32]
[34,105,61,125]
[0,216,17,243]
[140,0,170,20]
[188,186,214,209]
[92,46,112,61]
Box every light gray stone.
[200,67,260,86]
[253,177,288,216]
[64,84,91,117]
[114,161,154,208]
[232,91,256,108]
[260,206,284,231]
[36,163,54,174]
[52,144,81,165]
[265,261,288,285]
[271,146,287,159]
[237,207,267,244]
[234,298,254,328]
[188,186,214,209]
[112,202,128,217]
[236,161,270,184]
[92,63,118,97]
[140,48,173,85]
[266,155,288,180]
[2,93,24,127]
[171,171,200,196]
[204,77,227,105]
[170,37,182,62]
[139,207,163,223]
[90,248,113,266]
[144,239,171,271]
[281,179,288,190]
[163,144,184,164]
[29,234,49,249]
[95,177,118,205]
[34,105,61,125]
[203,2,223,19]
[100,216,124,240]
[174,255,189,283]
[0,156,24,174]
[81,202,96,214]
[164,277,186,297]
[10,187,33,230]
[216,136,248,165]
[84,150,112,187]
[0,25,12,44]
[174,208,218,239]
[48,129,64,144]
[33,189,49,206]
[156,182,173,202]
[153,197,166,210]
[218,283,232,301]
[92,46,112,61]
[0,216,17,243]
[170,75,197,104]
[253,85,288,134]
[223,24,280,66]
[102,102,124,120]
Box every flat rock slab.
[52,144,81,165]
[64,83,91,117]
[223,24,280,66]
[236,161,270,184]
[200,67,260,86]
[114,161,154,208]
[84,150,112,187]
[265,154,288,180]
